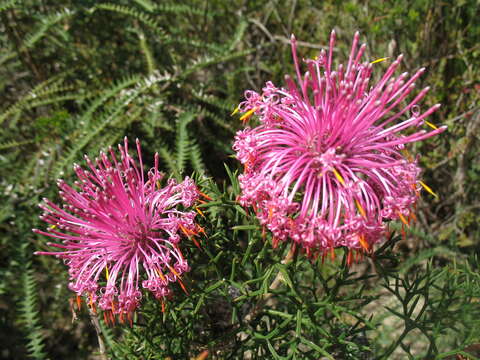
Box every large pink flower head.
[34,137,201,322]
[233,31,446,258]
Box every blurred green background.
[1,0,479,359]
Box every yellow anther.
[195,207,205,218]
[155,267,166,281]
[239,107,257,122]
[105,263,110,280]
[424,120,438,130]
[419,180,439,198]
[371,57,390,64]
[409,211,417,222]
[156,180,161,189]
[168,265,180,278]
[332,168,345,186]
[355,199,366,219]
[49,225,57,230]
[231,106,240,116]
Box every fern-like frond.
[200,108,235,132]
[155,3,208,17]
[0,48,16,66]
[53,73,166,177]
[23,8,75,49]
[158,146,180,179]
[132,0,155,12]
[175,111,194,173]
[0,0,18,12]
[0,76,76,125]
[228,19,248,51]
[0,139,34,150]
[94,3,167,38]
[137,30,155,75]
[181,48,254,78]
[77,74,141,128]
[189,138,205,175]
[20,265,47,360]
[193,92,235,112]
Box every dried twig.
[88,308,109,360]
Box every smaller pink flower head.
[233,31,446,257]
[34,137,200,319]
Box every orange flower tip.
[272,237,279,249]
[409,212,417,222]
[178,279,189,295]
[330,247,335,261]
[398,212,410,228]
[199,191,212,201]
[359,236,370,252]
[195,350,209,360]
[192,238,202,249]
[76,295,82,310]
[347,251,353,266]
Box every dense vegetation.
[1,0,479,359]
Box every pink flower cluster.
[34,138,200,319]
[233,31,446,256]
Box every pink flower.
[34,138,200,321]
[233,31,446,257]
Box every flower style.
[34,138,201,321]
[233,31,446,258]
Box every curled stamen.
[233,31,445,257]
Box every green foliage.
[1,0,479,359]
[89,176,479,359]
[19,264,48,360]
